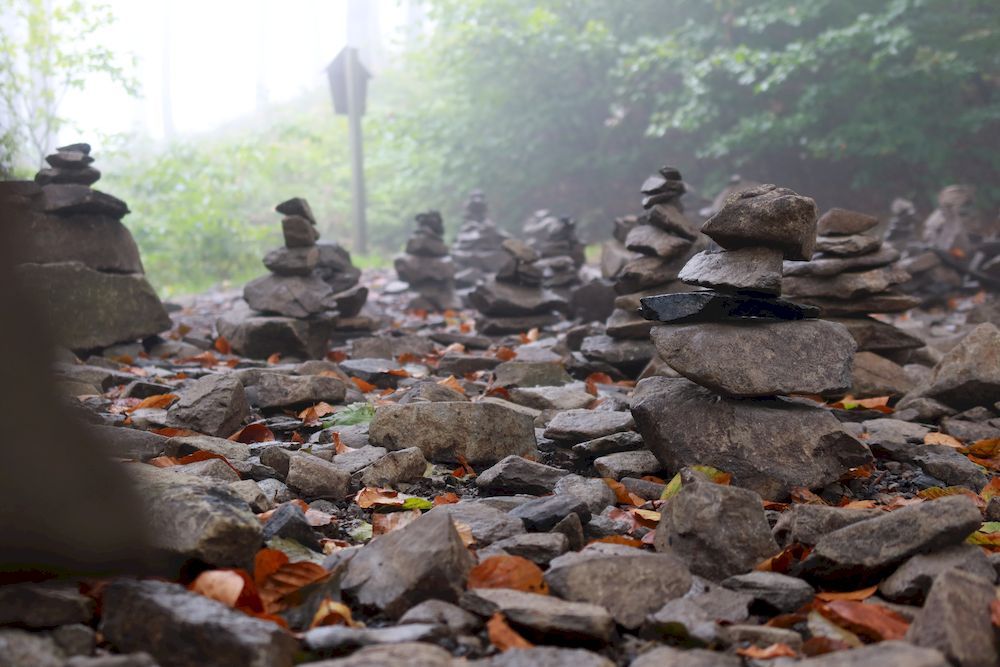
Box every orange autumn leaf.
[584,372,614,396]
[327,350,348,362]
[253,549,289,588]
[589,535,643,548]
[148,450,240,477]
[256,560,330,613]
[372,509,422,535]
[484,386,511,400]
[351,377,377,393]
[298,401,337,423]
[602,477,644,506]
[437,375,466,396]
[387,368,410,378]
[757,543,812,574]
[433,492,461,506]
[125,393,178,412]
[459,321,473,333]
[790,487,828,505]
[924,432,964,448]
[213,336,232,355]
[266,353,281,365]
[310,597,359,628]
[468,555,549,594]
[966,438,1000,458]
[228,422,275,444]
[815,585,878,602]
[151,426,200,438]
[452,455,477,479]
[494,346,517,361]
[817,600,910,641]
[487,612,533,651]
[179,351,220,366]
[396,353,421,364]
[917,486,985,509]
[766,613,807,629]
[990,599,1000,628]
[736,643,798,659]
[981,477,1000,503]
[290,431,305,444]
[189,569,263,613]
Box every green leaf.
[400,497,434,511]
[323,402,376,427]
[660,473,682,501]
[349,522,373,543]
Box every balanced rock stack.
[394,210,458,311]
[12,142,171,351]
[782,207,924,372]
[521,209,586,290]
[218,198,368,359]
[451,190,510,287]
[469,239,568,335]
[632,184,873,500]
[582,166,703,374]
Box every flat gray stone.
[461,588,614,643]
[593,450,662,481]
[816,208,879,235]
[925,323,1000,410]
[543,409,634,443]
[794,642,948,667]
[783,266,911,300]
[678,247,783,295]
[651,319,856,397]
[476,455,568,495]
[721,571,814,613]
[426,502,526,546]
[879,544,996,605]
[783,245,900,277]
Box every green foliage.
[321,402,376,428]
[0,0,136,173]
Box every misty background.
[2,0,997,295]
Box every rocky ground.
[2,267,998,667]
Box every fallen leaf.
[981,477,1000,503]
[917,486,985,509]
[815,585,877,602]
[453,520,476,548]
[350,377,377,393]
[660,473,683,501]
[487,612,533,651]
[433,492,461,506]
[991,599,1000,628]
[589,535,643,548]
[253,548,289,588]
[147,450,240,477]
[816,600,909,641]
[436,375,466,396]
[924,432,964,448]
[766,613,807,628]
[355,487,405,509]
[125,393,178,412]
[189,569,263,613]
[213,336,232,355]
[757,543,812,574]
[468,555,549,594]
[967,521,1000,550]
[452,455,477,479]
[151,427,199,438]
[494,346,517,361]
[257,560,330,613]
[396,352,420,364]
[178,351,220,366]
[229,422,275,444]
[842,464,874,479]
[604,477,644,506]
[829,395,893,413]
[484,386,511,400]
[736,643,798,659]
[631,508,662,527]
[584,372,614,396]
[802,636,856,656]
[791,487,828,505]
[266,353,281,365]
[310,597,360,628]
[373,509,422,535]
[519,328,539,343]
[298,402,337,423]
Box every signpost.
[326,47,371,255]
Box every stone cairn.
[582,166,704,375]
[451,190,510,288]
[394,210,459,311]
[633,184,873,500]
[782,207,924,369]
[521,209,586,290]
[217,198,368,359]
[468,239,568,335]
[11,142,170,351]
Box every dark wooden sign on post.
[326,47,371,254]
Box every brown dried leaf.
[924,432,964,448]
[817,600,909,641]
[487,612,533,651]
[468,555,549,594]
[736,643,798,659]
[228,422,275,444]
[372,509,422,535]
[815,585,877,602]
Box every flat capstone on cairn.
[451,190,510,289]
[394,211,459,312]
[10,142,171,352]
[632,183,874,500]
[217,197,370,360]
[468,239,569,335]
[583,166,705,375]
[781,207,926,383]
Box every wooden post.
[344,47,367,255]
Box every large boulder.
[217,306,335,360]
[243,274,339,319]
[925,323,1000,410]
[16,262,170,350]
[166,374,250,438]
[369,402,537,465]
[650,320,856,397]
[631,377,872,500]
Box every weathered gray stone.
[16,262,170,350]
[262,246,318,276]
[163,458,240,483]
[783,245,900,277]
[593,450,662,481]
[244,372,345,409]
[493,361,572,388]
[217,307,335,360]
[814,233,882,256]
[0,628,66,667]
[397,599,481,633]
[41,184,128,218]
[879,544,996,605]
[651,319,855,397]
[89,425,167,461]
[656,482,778,580]
[925,323,1000,410]
[480,533,569,567]
[243,274,338,319]
[800,496,984,584]
[632,377,872,500]
[625,224,692,259]
[678,247,783,295]
[426,502,525,546]
[543,409,634,443]
[476,647,614,667]
[166,374,250,438]
[299,642,453,667]
[701,184,818,260]
[341,511,474,617]
[571,431,643,459]
[905,568,999,667]
[642,598,720,645]
[461,588,614,643]
[163,435,250,461]
[128,467,262,568]
[772,504,882,547]
[281,215,318,247]
[0,582,94,628]
[476,455,568,495]
[369,402,537,464]
[851,351,914,397]
[721,571,814,613]
[509,495,591,532]
[794,642,949,667]
[553,474,617,515]
[286,452,351,499]
[816,208,879,236]
[783,266,911,300]
[545,544,692,629]
[101,580,296,667]
[357,447,427,488]
[21,212,144,273]
[508,383,593,411]
[630,646,740,667]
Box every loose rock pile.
[584,166,703,374]
[781,207,926,395]
[452,190,510,288]
[635,184,873,499]
[521,210,586,290]
[394,211,459,312]
[11,142,171,351]
[469,240,568,335]
[218,198,369,359]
